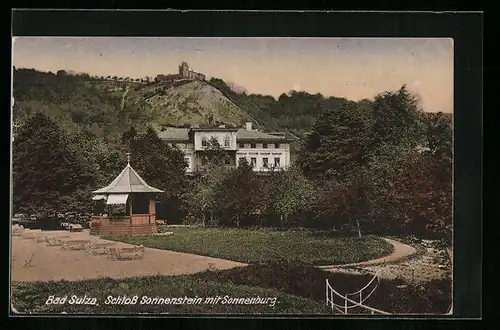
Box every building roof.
[157,128,190,142]
[236,129,289,142]
[157,127,294,142]
[92,163,163,194]
[190,127,239,132]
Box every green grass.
[11,275,329,315]
[103,227,394,266]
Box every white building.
[157,122,295,173]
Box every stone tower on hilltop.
[179,62,190,79]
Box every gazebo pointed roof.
[92,163,163,194]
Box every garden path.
[318,237,417,271]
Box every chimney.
[245,122,252,131]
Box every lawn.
[11,275,329,315]
[103,227,394,265]
[11,263,451,315]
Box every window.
[263,144,268,149]
[202,137,207,147]
[132,194,150,214]
[263,158,269,168]
[224,135,230,147]
[202,156,208,165]
[251,143,256,149]
[239,143,244,148]
[250,157,257,167]
[238,157,246,165]
[185,157,190,165]
[274,143,280,148]
[274,157,280,167]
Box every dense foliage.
[12,68,452,241]
[12,113,96,216]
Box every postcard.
[10,32,456,316]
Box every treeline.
[13,68,351,139]
[208,77,349,137]
[182,85,452,241]
[12,68,154,139]
[12,69,452,241]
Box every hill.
[12,69,260,139]
[136,80,254,127]
[12,68,358,140]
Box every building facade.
[154,62,206,83]
[157,122,294,173]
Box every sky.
[12,37,453,113]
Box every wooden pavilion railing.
[90,216,157,236]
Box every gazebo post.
[129,195,133,224]
[149,194,156,224]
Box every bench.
[35,235,48,243]
[108,245,145,260]
[69,224,84,232]
[85,242,116,256]
[12,229,24,236]
[21,234,36,241]
[62,240,92,251]
[46,236,71,246]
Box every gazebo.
[90,154,164,236]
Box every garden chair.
[12,229,23,236]
[109,246,145,260]
[108,247,119,260]
[35,236,47,243]
[86,242,115,256]
[23,253,35,268]
[63,240,92,251]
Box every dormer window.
[202,137,207,147]
[224,135,230,147]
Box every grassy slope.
[104,227,394,266]
[13,70,256,137]
[142,80,254,126]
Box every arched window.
[224,135,231,147]
[201,136,207,147]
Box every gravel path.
[11,230,247,283]
[319,237,417,271]
[321,238,452,283]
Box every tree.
[216,159,263,228]
[201,136,233,167]
[269,167,316,228]
[128,127,188,221]
[298,100,374,181]
[121,126,138,148]
[388,150,452,240]
[130,127,188,197]
[372,85,425,149]
[12,113,95,216]
[183,163,230,226]
[425,112,452,160]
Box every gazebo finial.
[126,152,131,165]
